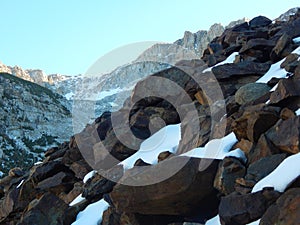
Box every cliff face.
[0,73,72,176]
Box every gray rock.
[235,83,271,105]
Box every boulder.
[31,160,71,184]
[239,38,276,58]
[270,34,292,62]
[232,104,280,142]
[248,134,281,163]
[18,193,69,225]
[214,157,246,195]
[219,188,281,225]
[83,165,123,202]
[110,156,219,219]
[249,16,272,28]
[235,83,271,105]
[260,188,300,225]
[269,75,300,107]
[245,154,287,183]
[265,116,300,154]
[211,61,270,80]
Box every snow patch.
[247,219,261,225]
[181,132,243,162]
[120,124,181,169]
[205,215,221,225]
[97,88,122,100]
[252,153,300,193]
[203,52,239,73]
[83,170,96,183]
[69,194,85,207]
[65,91,74,100]
[295,108,300,116]
[256,58,287,83]
[16,179,24,189]
[205,216,260,225]
[293,36,300,44]
[71,199,109,225]
[256,46,300,84]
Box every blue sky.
[0,0,299,75]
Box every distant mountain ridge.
[0,72,72,176]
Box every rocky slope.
[0,73,72,177]
[1,7,300,225]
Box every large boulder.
[109,156,220,220]
[249,16,272,29]
[211,61,270,80]
[232,104,280,142]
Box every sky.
[0,0,299,75]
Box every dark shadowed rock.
[249,16,272,28]
[83,165,123,202]
[245,154,287,183]
[239,38,275,56]
[18,193,69,225]
[211,61,270,80]
[260,188,300,225]
[31,160,71,184]
[110,157,219,219]
[219,188,281,225]
[134,159,151,166]
[214,157,246,195]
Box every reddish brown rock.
[265,117,300,154]
[269,77,300,106]
[270,34,292,61]
[280,107,296,120]
[248,134,281,163]
[234,139,253,156]
[260,188,300,225]
[232,104,280,142]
